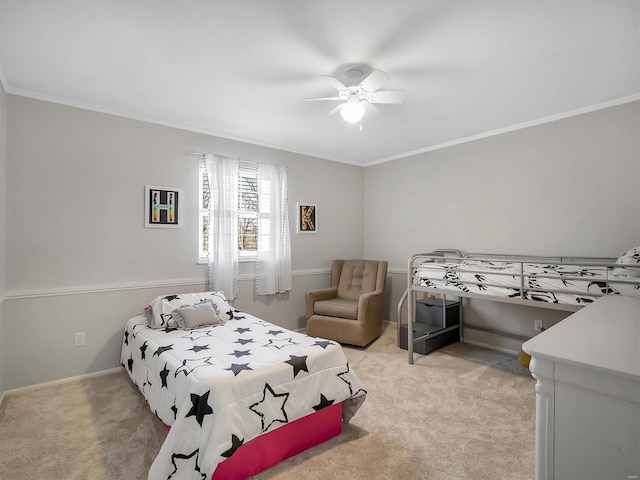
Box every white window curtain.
[256,163,292,295]
[205,154,239,300]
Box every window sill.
[198,255,257,265]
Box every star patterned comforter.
[121,313,366,480]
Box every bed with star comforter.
[121,308,366,480]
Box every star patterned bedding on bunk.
[120,291,366,480]
[411,246,640,309]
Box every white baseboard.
[293,319,393,336]
[1,367,123,406]
[462,338,518,356]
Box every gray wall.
[2,96,363,391]
[0,81,6,396]
[2,94,639,393]
[365,101,640,351]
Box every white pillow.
[195,291,236,321]
[172,302,222,329]
[145,292,210,328]
[613,246,640,278]
[146,291,236,328]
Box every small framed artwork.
[144,185,182,228]
[297,203,317,234]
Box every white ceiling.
[0,0,638,166]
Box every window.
[199,155,291,296]
[199,161,259,261]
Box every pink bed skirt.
[212,402,343,479]
[164,403,343,479]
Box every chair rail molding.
[4,268,332,300]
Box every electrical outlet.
[74,332,85,347]
[534,320,543,332]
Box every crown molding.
[6,83,638,168]
[364,93,640,167]
[4,86,363,167]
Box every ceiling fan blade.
[303,96,343,101]
[363,102,379,119]
[321,75,347,92]
[327,103,344,116]
[360,70,390,92]
[370,90,406,104]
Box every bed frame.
[400,249,640,364]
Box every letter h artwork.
[145,185,182,228]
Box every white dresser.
[522,295,640,480]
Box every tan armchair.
[305,259,388,347]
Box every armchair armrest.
[357,288,385,326]
[305,287,338,319]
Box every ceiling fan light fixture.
[340,99,366,124]
[309,68,403,126]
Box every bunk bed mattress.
[121,314,366,480]
[414,260,640,305]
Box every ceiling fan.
[306,69,405,127]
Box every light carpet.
[0,324,535,479]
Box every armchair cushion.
[314,298,359,320]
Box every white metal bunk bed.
[400,248,640,364]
